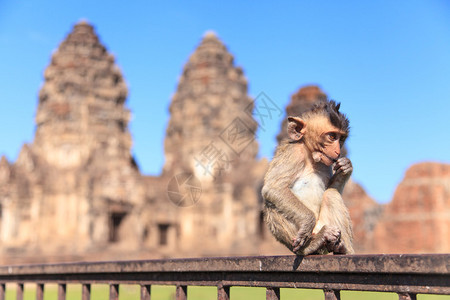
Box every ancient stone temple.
[0,25,268,262]
[0,21,449,263]
[0,21,145,259]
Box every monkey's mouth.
[321,152,339,166]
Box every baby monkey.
[262,100,354,255]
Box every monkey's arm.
[262,144,317,250]
[262,183,317,252]
[262,183,316,228]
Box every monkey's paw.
[332,240,348,255]
[292,230,310,253]
[324,226,341,252]
[329,158,353,190]
[333,157,353,177]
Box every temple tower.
[0,21,144,255]
[162,32,261,255]
[164,31,258,179]
[34,21,131,168]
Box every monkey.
[261,100,354,255]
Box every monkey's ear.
[287,116,306,141]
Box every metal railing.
[0,254,448,300]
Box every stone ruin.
[0,21,448,263]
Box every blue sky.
[0,1,449,204]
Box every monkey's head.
[287,100,349,167]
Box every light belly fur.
[290,172,327,219]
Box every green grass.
[3,284,449,300]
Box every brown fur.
[262,100,354,255]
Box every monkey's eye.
[327,132,338,141]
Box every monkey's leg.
[264,207,299,252]
[264,206,338,256]
[318,189,355,254]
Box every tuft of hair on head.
[302,99,350,133]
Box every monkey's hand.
[324,226,342,253]
[328,157,353,191]
[331,240,348,255]
[292,224,312,253]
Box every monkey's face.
[287,115,348,167]
[315,129,346,166]
[311,117,347,166]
